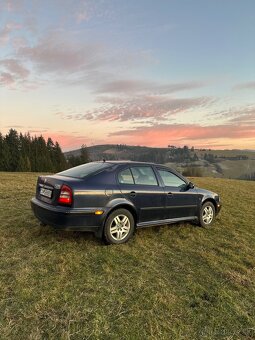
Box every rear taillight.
[58,185,73,206]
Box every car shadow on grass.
[33,221,201,245]
[33,224,101,244]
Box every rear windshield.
[57,162,112,178]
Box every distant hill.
[64,144,255,180]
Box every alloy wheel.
[109,214,131,241]
[202,205,214,224]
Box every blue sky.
[0,0,254,150]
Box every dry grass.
[0,172,255,339]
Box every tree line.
[0,129,89,172]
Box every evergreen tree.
[30,136,38,171]
[17,155,31,171]
[0,135,11,171]
[67,144,90,168]
[68,155,79,168]
[53,142,67,172]
[46,137,55,169]
[0,129,67,172]
[36,136,53,171]
[18,133,32,171]
[5,129,20,171]
[0,133,3,170]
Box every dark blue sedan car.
[31,161,221,244]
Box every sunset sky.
[0,0,254,151]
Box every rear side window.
[131,166,158,186]
[158,170,186,187]
[118,168,134,184]
[58,162,111,178]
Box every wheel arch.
[104,203,138,226]
[95,203,137,240]
[201,197,217,211]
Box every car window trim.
[117,165,160,186]
[130,165,159,187]
[155,167,188,187]
[117,167,135,185]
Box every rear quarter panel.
[72,168,123,209]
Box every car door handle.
[129,191,136,197]
[167,192,173,196]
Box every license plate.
[40,188,52,198]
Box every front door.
[156,168,199,219]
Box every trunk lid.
[36,174,81,206]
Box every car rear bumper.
[31,197,104,232]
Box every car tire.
[199,201,215,227]
[104,208,135,244]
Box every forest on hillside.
[67,144,255,180]
[1,130,254,180]
[0,129,89,172]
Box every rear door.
[156,168,199,219]
[118,166,165,223]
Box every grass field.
[0,173,255,339]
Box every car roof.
[96,160,157,166]
[90,161,187,182]
[96,160,175,171]
[105,160,155,165]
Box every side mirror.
[187,181,194,189]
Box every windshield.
[58,162,112,178]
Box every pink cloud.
[233,81,255,90]
[108,123,255,147]
[76,11,89,23]
[0,59,29,78]
[0,58,30,88]
[73,0,111,23]
[96,79,205,94]
[228,112,255,125]
[0,72,15,86]
[0,22,22,44]
[211,105,255,126]
[19,32,103,74]
[57,95,212,122]
[2,0,24,11]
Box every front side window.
[158,170,186,187]
[118,168,134,184]
[130,166,158,186]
